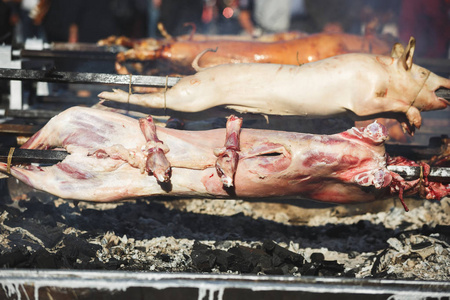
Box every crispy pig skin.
[100,38,450,136]
[115,32,390,73]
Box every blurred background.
[1,0,449,58]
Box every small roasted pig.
[1,107,448,210]
[114,31,390,74]
[99,38,449,135]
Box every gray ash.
[0,180,449,280]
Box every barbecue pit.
[0,37,449,299]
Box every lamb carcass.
[1,107,447,212]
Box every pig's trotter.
[139,116,171,183]
[405,106,422,130]
[98,89,130,103]
[215,115,243,187]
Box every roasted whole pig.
[1,107,448,211]
[115,31,390,74]
[99,31,307,48]
[100,38,450,135]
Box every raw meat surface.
[1,107,448,205]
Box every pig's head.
[390,37,450,132]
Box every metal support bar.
[0,270,449,299]
[0,46,23,109]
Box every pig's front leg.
[355,96,422,135]
[403,105,422,133]
[139,116,171,182]
[214,115,243,187]
[99,89,166,109]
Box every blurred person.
[110,0,148,38]
[147,0,161,37]
[0,0,13,43]
[303,0,360,33]
[157,0,204,36]
[19,0,45,41]
[238,0,292,36]
[205,0,241,35]
[399,0,450,58]
[34,0,147,43]
[73,0,135,43]
[33,0,78,42]
[289,0,309,32]
[342,0,400,46]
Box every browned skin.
[118,33,391,73]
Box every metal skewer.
[1,68,450,100]
[1,148,449,182]
[0,68,181,87]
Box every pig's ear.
[391,43,404,58]
[399,37,416,71]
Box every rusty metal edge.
[0,270,449,299]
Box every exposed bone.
[139,116,171,183]
[214,115,242,188]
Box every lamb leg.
[139,116,171,183]
[214,116,242,187]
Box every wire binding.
[7,147,15,174]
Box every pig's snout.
[431,73,450,106]
[435,88,450,106]
[417,74,450,111]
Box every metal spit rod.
[1,148,449,182]
[0,68,450,100]
[0,68,181,88]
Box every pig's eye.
[420,70,427,77]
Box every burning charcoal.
[228,245,272,272]
[319,260,345,275]
[29,248,60,269]
[104,257,121,270]
[0,247,29,268]
[156,253,172,263]
[263,266,285,275]
[191,242,216,272]
[4,218,64,249]
[411,241,433,251]
[262,240,305,267]
[211,249,235,272]
[61,235,101,261]
[215,249,253,273]
[343,269,357,278]
[310,252,325,263]
[271,253,284,267]
[433,225,450,244]
[301,263,319,276]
